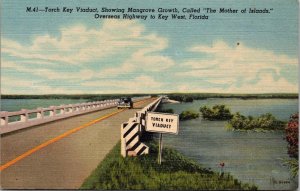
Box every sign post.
[146,112,179,165]
[158,133,163,164]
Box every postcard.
[1,0,298,190]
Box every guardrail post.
[121,97,162,157]
[37,108,44,119]
[2,97,152,134]
[49,106,56,116]
[0,112,8,126]
[60,106,65,115]
[20,109,28,122]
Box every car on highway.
[117,97,133,109]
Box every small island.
[179,110,199,121]
[200,105,233,120]
[227,112,285,131]
[199,104,286,131]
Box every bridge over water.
[0,97,159,189]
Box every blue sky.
[1,0,298,94]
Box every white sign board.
[146,112,179,134]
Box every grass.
[282,158,299,178]
[81,141,257,190]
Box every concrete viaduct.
[0,96,162,189]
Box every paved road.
[0,98,154,189]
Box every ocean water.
[160,98,298,190]
[1,99,88,112]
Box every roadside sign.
[146,112,179,135]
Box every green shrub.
[166,95,194,102]
[282,158,298,178]
[227,112,285,130]
[200,105,233,120]
[183,97,194,102]
[179,110,199,121]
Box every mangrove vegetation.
[198,104,286,131]
[226,112,285,131]
[179,110,199,121]
[200,105,233,120]
[167,93,298,102]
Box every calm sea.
[160,98,298,190]
[1,99,88,112]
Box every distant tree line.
[167,93,298,103]
[156,105,199,121]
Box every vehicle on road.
[117,97,133,109]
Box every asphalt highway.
[0,98,155,189]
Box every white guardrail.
[0,96,150,135]
[121,96,162,157]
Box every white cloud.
[226,74,298,93]
[177,40,298,93]
[173,74,297,94]
[96,33,174,78]
[2,23,297,94]
[1,76,34,88]
[82,75,163,93]
[2,20,173,68]
[2,20,173,88]
[123,33,174,71]
[2,21,147,65]
[1,75,86,94]
[2,60,95,80]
